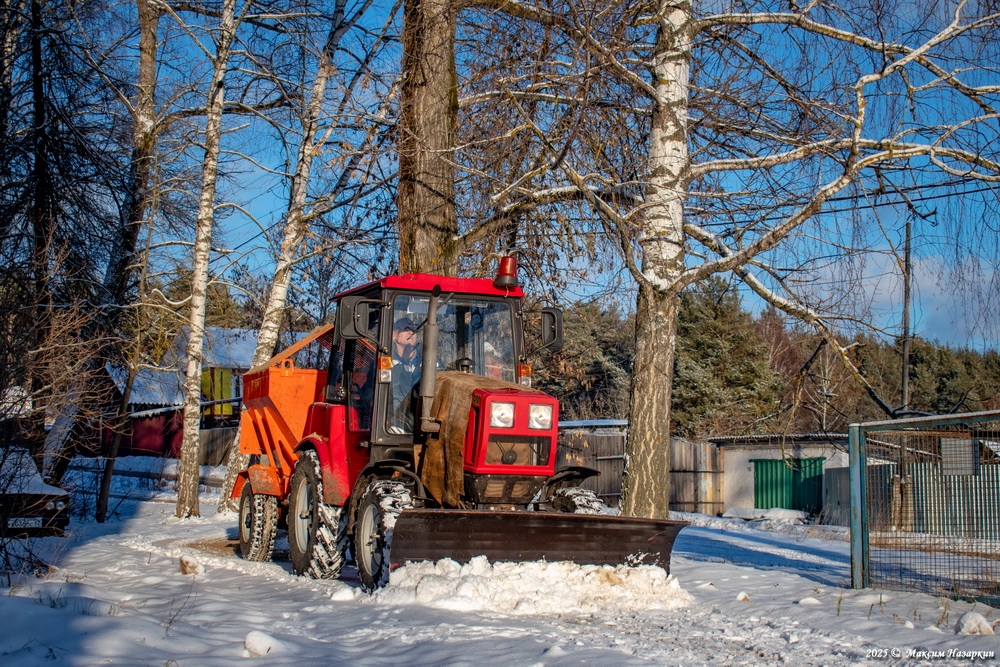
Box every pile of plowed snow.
[367,556,693,614]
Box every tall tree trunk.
[397,0,458,275]
[48,0,163,489]
[103,0,159,311]
[623,286,679,518]
[97,367,135,522]
[28,0,52,465]
[620,1,692,519]
[176,0,240,519]
[95,0,160,498]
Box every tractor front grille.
[464,473,546,507]
[485,435,551,466]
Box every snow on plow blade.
[390,509,688,573]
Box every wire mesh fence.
[850,411,1000,603]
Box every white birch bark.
[619,0,693,519]
[176,0,241,519]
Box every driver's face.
[394,328,417,352]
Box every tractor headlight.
[490,402,515,428]
[528,404,553,430]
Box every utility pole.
[900,215,912,414]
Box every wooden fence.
[557,420,723,514]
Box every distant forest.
[532,278,1000,437]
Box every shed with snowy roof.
[104,327,267,463]
[707,433,849,522]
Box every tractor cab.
[329,262,561,458]
[380,291,520,432]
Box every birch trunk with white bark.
[619,1,693,519]
[176,0,239,519]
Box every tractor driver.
[389,316,422,432]
[484,342,504,379]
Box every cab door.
[320,294,382,493]
[346,337,378,435]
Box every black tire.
[353,481,411,592]
[288,450,347,579]
[550,487,608,515]
[238,483,278,562]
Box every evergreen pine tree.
[672,277,782,436]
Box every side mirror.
[337,296,381,341]
[337,296,364,339]
[540,307,563,352]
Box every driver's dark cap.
[394,317,418,332]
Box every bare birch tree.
[217,0,399,510]
[454,0,1000,517]
[175,0,246,518]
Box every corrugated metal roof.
[558,419,629,429]
[708,433,847,445]
[129,367,184,407]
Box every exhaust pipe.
[418,286,441,433]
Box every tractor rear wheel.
[238,483,278,562]
[354,480,412,592]
[288,450,347,579]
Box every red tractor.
[233,258,685,590]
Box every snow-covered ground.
[1,461,997,665]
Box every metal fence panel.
[794,457,825,514]
[852,411,1000,603]
[823,466,850,526]
[752,457,824,513]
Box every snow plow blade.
[390,509,688,573]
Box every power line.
[204,180,995,268]
[690,182,997,226]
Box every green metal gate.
[752,457,825,513]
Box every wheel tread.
[553,487,608,515]
[239,486,278,562]
[354,480,412,592]
[289,450,347,579]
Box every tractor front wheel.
[288,450,347,579]
[353,481,411,592]
[238,483,278,562]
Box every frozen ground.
[0,461,997,665]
